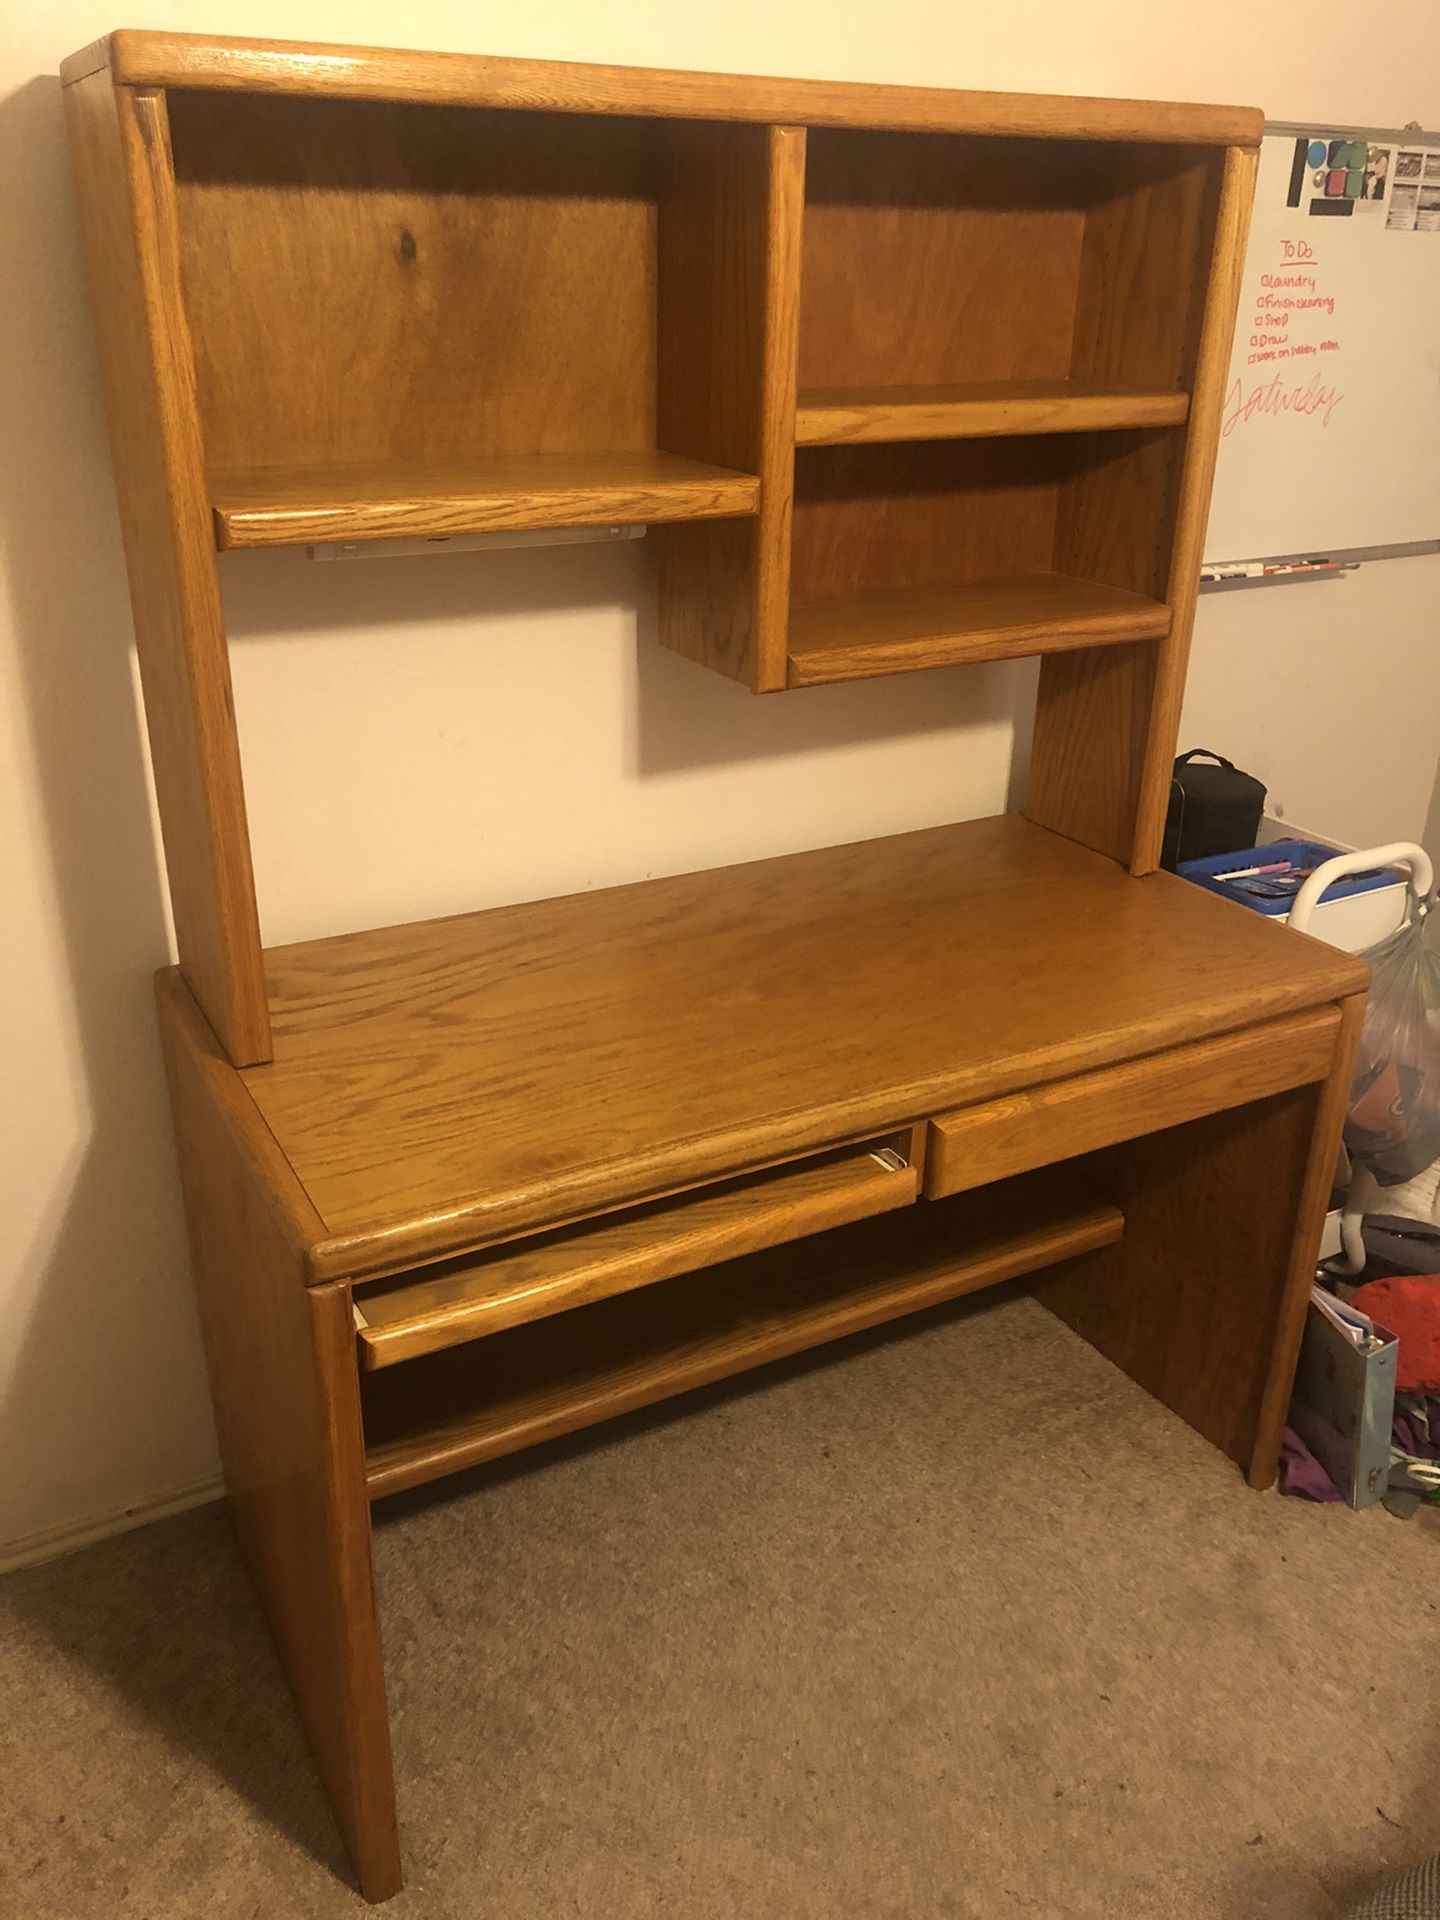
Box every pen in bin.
[1212,860,1292,881]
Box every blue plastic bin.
[1178,838,1400,918]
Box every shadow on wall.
[631,583,1036,781]
[219,537,1037,784]
[0,74,220,1555]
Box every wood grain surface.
[1131,145,1260,872]
[750,127,807,689]
[789,439,1062,602]
[1036,1082,1325,1478]
[794,380,1190,446]
[798,134,1087,396]
[355,1140,919,1367]
[1025,639,1160,867]
[361,1177,1127,1498]
[63,74,270,1063]
[1026,432,1187,855]
[786,572,1170,685]
[156,972,399,1900]
[654,123,804,690]
[212,452,759,548]
[926,1006,1341,1197]
[1025,151,1248,869]
[1069,149,1219,393]
[1247,991,1367,1488]
[69,32,1263,147]
[167,94,661,478]
[226,816,1366,1279]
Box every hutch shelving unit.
[63,30,1367,1903]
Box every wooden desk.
[62,32,1344,1906]
[157,816,1365,1900]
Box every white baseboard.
[0,1473,224,1575]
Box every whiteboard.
[1203,125,1440,564]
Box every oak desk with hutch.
[62,30,1367,1902]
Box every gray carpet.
[2,1290,1436,1919]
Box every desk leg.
[1248,992,1366,1487]
[158,975,402,1901]
[1037,995,1364,1488]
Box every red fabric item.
[1349,1277,1440,1392]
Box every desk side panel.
[1131,144,1259,871]
[64,69,270,1063]
[155,972,400,1901]
[1036,997,1361,1481]
[1247,990,1367,1486]
[1037,1086,1315,1471]
[1026,143,1256,868]
[656,121,804,690]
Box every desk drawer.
[354,1137,920,1369]
[925,1005,1342,1200]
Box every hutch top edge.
[61,30,1263,147]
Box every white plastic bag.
[1346,907,1440,1185]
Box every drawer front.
[355,1135,920,1369]
[925,1005,1342,1200]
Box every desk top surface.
[232,815,1365,1277]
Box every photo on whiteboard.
[1417,188,1440,232]
[1387,183,1420,231]
[1395,150,1424,181]
[1425,154,1440,183]
[1363,146,1390,200]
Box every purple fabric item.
[1278,1425,1343,1501]
[1392,1395,1440,1460]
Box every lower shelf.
[786,572,1172,686]
[360,1176,1124,1500]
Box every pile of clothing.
[1281,1273,1440,1505]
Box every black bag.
[1161,749,1267,871]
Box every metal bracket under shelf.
[307,524,647,561]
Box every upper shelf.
[211,451,761,550]
[794,381,1191,448]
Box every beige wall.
[1184,558,1440,851]
[4,0,1438,1559]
